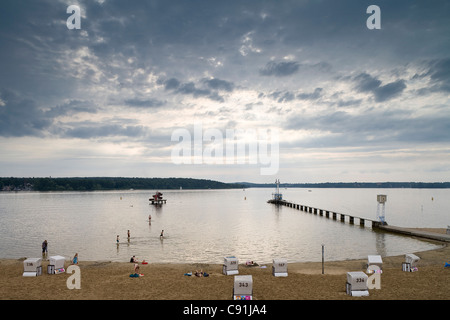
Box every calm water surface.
[0,188,447,264]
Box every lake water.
[0,188,448,264]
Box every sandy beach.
[1,230,449,301]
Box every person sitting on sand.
[194,269,209,277]
[195,269,203,277]
[134,263,140,274]
[130,256,139,263]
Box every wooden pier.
[267,199,385,228]
[268,199,450,242]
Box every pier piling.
[268,199,379,230]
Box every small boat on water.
[149,191,167,205]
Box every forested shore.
[1,177,449,192]
[0,177,244,191]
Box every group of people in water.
[39,210,165,276]
[41,214,166,276]
[116,228,165,244]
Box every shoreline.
[1,229,449,300]
[2,227,446,265]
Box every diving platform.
[149,191,166,205]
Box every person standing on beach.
[160,230,164,239]
[116,235,120,244]
[42,240,48,258]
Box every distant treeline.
[0,177,245,191]
[2,178,449,192]
[238,182,450,189]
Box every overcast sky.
[0,0,449,183]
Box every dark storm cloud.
[174,81,222,102]
[425,58,450,92]
[202,78,235,92]
[44,100,98,118]
[163,78,181,90]
[287,108,450,147]
[0,90,53,137]
[61,122,147,139]
[353,73,406,102]
[0,98,51,137]
[269,91,296,103]
[124,98,166,109]
[297,88,323,100]
[0,90,137,140]
[0,89,146,139]
[334,99,363,108]
[266,87,324,103]
[374,80,407,102]
[259,61,300,77]
[1,0,447,106]
[354,73,382,93]
[159,76,235,102]
[176,82,210,97]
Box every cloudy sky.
[0,0,449,183]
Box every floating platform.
[150,199,167,205]
[149,191,166,205]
